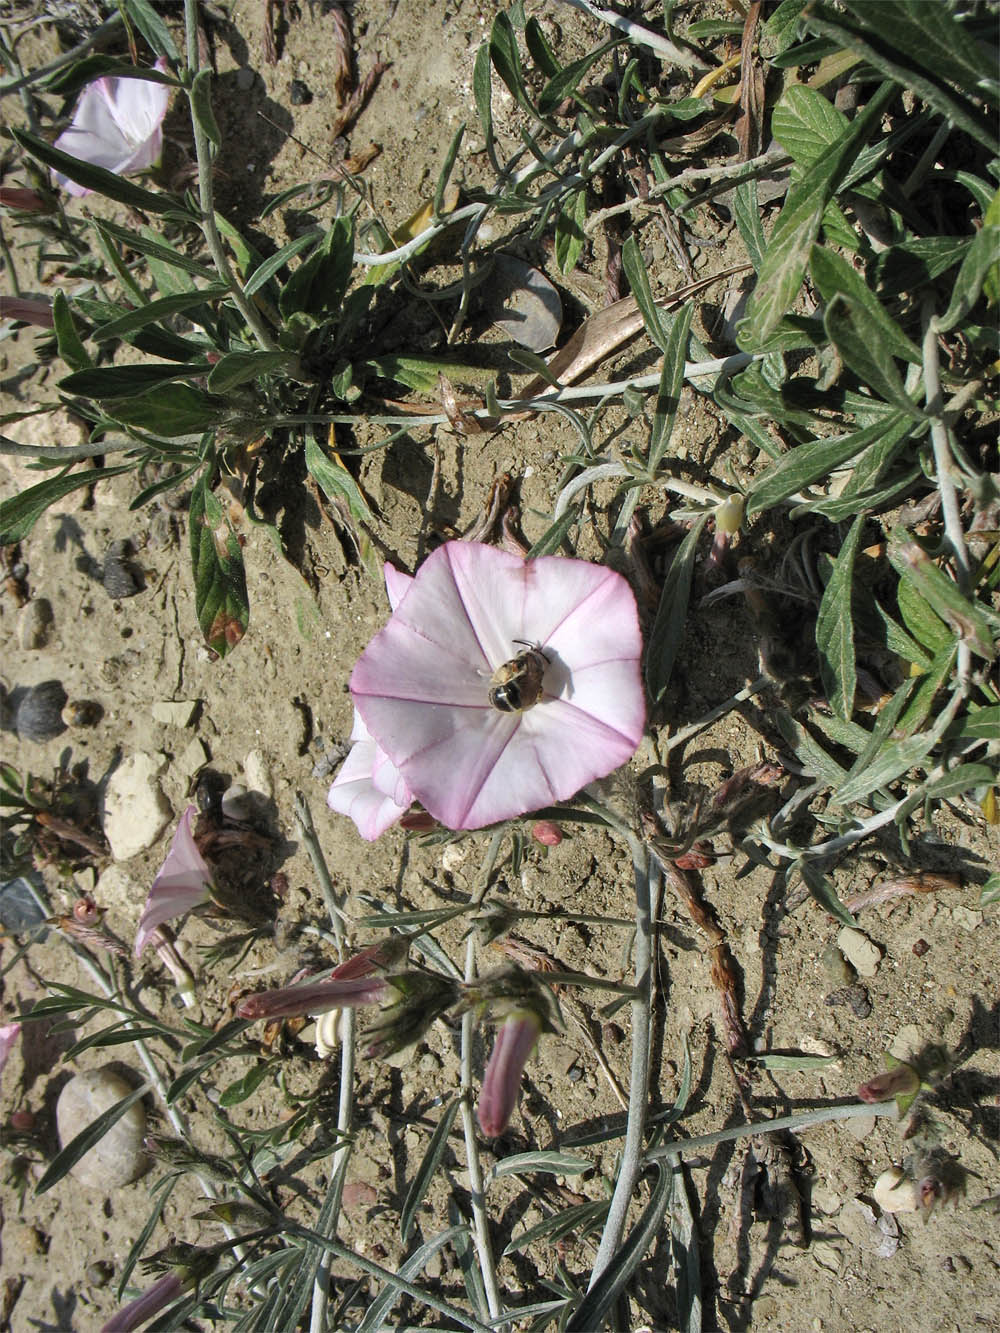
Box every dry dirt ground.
[1,3,998,1331]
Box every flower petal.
[135,806,214,956]
[103,70,170,145]
[52,66,168,196]
[326,713,412,840]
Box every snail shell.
[55,1067,149,1189]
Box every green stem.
[181,0,277,353]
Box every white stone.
[175,736,210,782]
[951,905,983,932]
[888,1024,923,1063]
[837,926,883,978]
[95,864,139,915]
[55,1067,148,1189]
[103,753,172,860]
[18,598,54,650]
[244,748,273,798]
[873,1166,920,1213]
[151,700,199,727]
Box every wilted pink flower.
[478,1009,541,1137]
[0,186,51,212]
[135,806,214,957]
[328,562,415,839]
[349,542,645,831]
[0,296,54,328]
[857,1060,921,1104]
[0,1022,21,1075]
[102,1272,183,1333]
[54,63,170,197]
[237,974,388,1021]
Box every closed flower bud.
[856,1059,920,1104]
[477,1010,542,1137]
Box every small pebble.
[102,540,143,599]
[6,681,68,742]
[18,598,53,650]
[290,79,312,105]
[87,1260,114,1288]
[62,699,103,728]
[912,938,930,956]
[824,985,872,1019]
[837,926,883,979]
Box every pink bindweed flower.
[0,186,52,212]
[135,806,214,957]
[328,562,416,839]
[0,296,54,328]
[348,542,645,831]
[477,1009,542,1137]
[0,1022,21,1075]
[53,62,170,198]
[102,1272,184,1333]
[857,1060,921,1104]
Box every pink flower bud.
[0,186,52,213]
[856,1060,920,1103]
[0,296,54,328]
[477,1010,541,1137]
[531,820,563,846]
[237,975,388,1021]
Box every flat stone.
[837,926,883,979]
[175,736,210,782]
[845,1112,877,1141]
[151,700,199,727]
[18,598,54,650]
[103,753,172,860]
[888,1024,923,1063]
[244,748,273,798]
[95,864,138,916]
[951,905,983,932]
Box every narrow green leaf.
[305,436,375,526]
[889,532,995,661]
[811,245,922,364]
[948,705,1000,743]
[473,40,493,141]
[772,83,851,166]
[0,465,134,544]
[36,1081,150,1194]
[63,1024,165,1059]
[896,577,953,657]
[796,861,857,929]
[934,220,1000,332]
[565,1163,671,1332]
[91,287,228,343]
[751,1052,839,1070]
[503,1199,608,1256]
[400,1097,459,1243]
[622,232,667,351]
[59,362,209,399]
[823,293,925,419]
[189,69,222,151]
[123,0,179,61]
[189,473,250,657]
[895,641,956,737]
[46,56,178,98]
[538,41,615,115]
[815,514,864,720]
[51,290,92,371]
[732,178,766,271]
[833,725,939,807]
[525,506,580,558]
[645,513,709,705]
[774,710,849,787]
[354,1224,470,1333]
[433,122,465,219]
[668,1162,702,1333]
[554,189,587,274]
[488,1150,592,1181]
[746,412,910,516]
[278,215,354,320]
[980,873,1000,907]
[11,127,182,216]
[648,303,693,475]
[525,16,562,78]
[207,350,291,393]
[219,1060,274,1107]
[105,383,227,436]
[95,218,217,282]
[244,232,321,297]
[116,1178,175,1300]
[740,82,895,347]
[490,12,536,117]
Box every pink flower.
[477,1010,542,1137]
[0,1022,21,1075]
[0,296,54,328]
[328,562,416,839]
[101,1272,183,1333]
[237,974,389,1021]
[349,542,645,831]
[135,806,213,957]
[54,63,170,197]
[857,1060,921,1104]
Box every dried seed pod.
[61,698,103,728]
[4,681,68,742]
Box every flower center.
[488,647,548,713]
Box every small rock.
[440,844,467,874]
[176,736,210,783]
[7,681,68,742]
[845,1112,877,1141]
[18,598,53,650]
[418,1051,441,1074]
[55,1067,148,1189]
[103,753,172,860]
[821,940,852,985]
[151,700,199,727]
[811,1183,842,1215]
[95,864,138,915]
[290,78,312,105]
[888,1025,923,1063]
[873,1166,920,1213]
[951,905,983,932]
[811,1240,844,1274]
[62,699,103,728]
[244,749,273,798]
[837,926,883,978]
[102,540,143,599]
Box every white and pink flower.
[54,63,170,197]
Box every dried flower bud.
[531,820,563,846]
[857,1059,920,1104]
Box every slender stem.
[556,0,709,69]
[294,790,348,947]
[181,0,277,352]
[665,676,769,752]
[587,835,656,1291]
[923,303,972,593]
[646,1099,900,1161]
[0,223,22,298]
[0,434,147,461]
